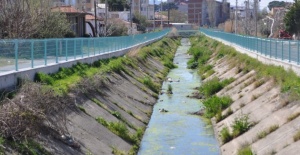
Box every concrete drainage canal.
[138,38,220,155]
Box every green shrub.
[96,118,136,144]
[200,77,223,97]
[220,127,233,144]
[202,96,232,118]
[141,76,159,93]
[232,114,253,137]
[216,107,233,123]
[112,111,121,119]
[35,72,54,85]
[237,145,253,155]
[199,77,235,97]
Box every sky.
[225,0,295,10]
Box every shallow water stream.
[138,38,220,155]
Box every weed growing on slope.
[237,145,253,155]
[7,139,51,155]
[140,76,160,93]
[77,105,87,114]
[293,130,300,142]
[231,114,253,137]
[96,118,145,155]
[192,35,300,102]
[220,127,233,144]
[256,124,279,140]
[202,96,232,118]
[287,112,300,122]
[199,77,235,98]
[0,136,4,154]
[96,117,134,143]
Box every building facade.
[201,0,230,27]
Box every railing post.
[66,40,68,61]
[275,39,277,59]
[282,41,283,60]
[297,41,299,65]
[93,39,95,56]
[56,40,58,63]
[81,39,83,58]
[261,38,262,55]
[270,38,271,58]
[88,39,90,57]
[74,40,76,59]
[31,40,34,68]
[98,39,100,54]
[289,40,291,62]
[44,40,47,66]
[14,40,18,71]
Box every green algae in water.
[138,39,220,155]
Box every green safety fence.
[0,29,169,74]
[200,28,300,65]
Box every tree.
[0,0,72,39]
[206,0,217,27]
[132,12,149,32]
[268,1,286,11]
[98,18,128,36]
[284,0,300,38]
[101,0,129,11]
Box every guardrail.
[200,28,300,65]
[0,29,169,74]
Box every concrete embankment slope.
[194,35,300,155]
[0,37,180,155]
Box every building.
[186,0,203,25]
[177,2,188,15]
[51,6,87,37]
[202,0,230,27]
[52,0,95,12]
[270,7,285,16]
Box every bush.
[237,145,253,155]
[202,96,232,118]
[232,114,253,137]
[35,72,54,85]
[141,76,159,93]
[199,77,235,97]
[220,127,233,144]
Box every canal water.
[138,38,220,155]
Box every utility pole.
[235,0,237,34]
[105,0,108,36]
[167,0,170,25]
[94,1,98,37]
[160,0,162,28]
[129,0,132,35]
[153,0,155,31]
[254,0,257,36]
[244,0,249,35]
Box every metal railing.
[200,28,300,65]
[0,29,169,74]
